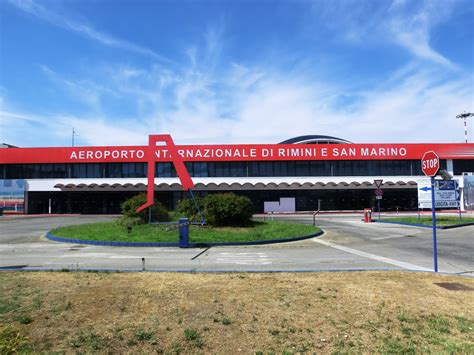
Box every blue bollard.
[179,218,189,248]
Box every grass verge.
[50,220,320,243]
[0,271,472,353]
[383,216,474,227]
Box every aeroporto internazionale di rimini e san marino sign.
[3,134,472,164]
[68,146,410,161]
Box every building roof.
[0,143,18,148]
[279,135,352,144]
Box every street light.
[72,127,78,147]
[456,112,474,143]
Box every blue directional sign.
[436,180,458,190]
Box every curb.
[46,230,324,248]
[374,220,474,230]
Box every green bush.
[175,197,202,221]
[202,193,253,227]
[119,194,169,224]
[116,215,142,228]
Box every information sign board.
[417,179,459,208]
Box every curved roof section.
[47,177,418,191]
[279,135,352,144]
[52,180,417,190]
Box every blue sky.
[1,0,473,147]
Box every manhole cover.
[434,282,473,291]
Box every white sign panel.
[264,197,296,213]
[417,179,460,209]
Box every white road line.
[215,252,272,265]
[110,256,162,259]
[60,253,111,258]
[312,238,430,271]
[43,262,84,265]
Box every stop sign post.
[421,151,440,272]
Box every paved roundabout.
[0,214,473,275]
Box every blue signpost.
[421,151,440,272]
[430,177,438,272]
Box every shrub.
[175,197,202,221]
[116,215,142,228]
[202,193,253,227]
[119,194,169,224]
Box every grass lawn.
[50,220,320,243]
[0,271,472,353]
[383,216,474,227]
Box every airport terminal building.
[1,135,473,214]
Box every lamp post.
[72,127,78,147]
[456,112,474,143]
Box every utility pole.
[456,112,474,143]
[72,127,77,147]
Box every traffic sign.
[421,151,440,177]
[374,179,383,188]
[417,179,459,208]
[376,195,382,200]
[375,188,383,196]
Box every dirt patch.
[1,271,473,353]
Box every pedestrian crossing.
[215,252,272,265]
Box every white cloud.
[0,108,151,146]
[387,3,455,68]
[2,61,473,146]
[312,0,457,67]
[7,0,172,63]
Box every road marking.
[110,255,163,259]
[312,238,430,271]
[43,262,84,265]
[60,253,110,258]
[215,252,272,265]
[60,254,164,259]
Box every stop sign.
[421,151,440,177]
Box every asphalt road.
[0,215,118,243]
[0,214,472,274]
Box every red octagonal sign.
[421,151,440,177]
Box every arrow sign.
[420,186,432,192]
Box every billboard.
[0,179,26,213]
[464,175,474,210]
